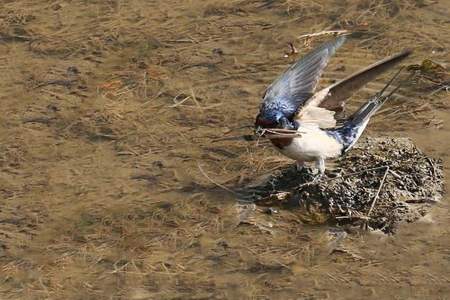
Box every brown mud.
[244,137,443,234]
[1,0,450,299]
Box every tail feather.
[348,98,384,126]
[328,68,406,152]
[348,66,405,126]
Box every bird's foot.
[304,158,325,183]
[310,167,319,175]
[297,171,324,188]
[310,173,323,184]
[315,157,326,177]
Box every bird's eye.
[278,116,290,129]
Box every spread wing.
[319,49,412,111]
[297,49,412,128]
[259,35,347,120]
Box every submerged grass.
[0,0,449,299]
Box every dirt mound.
[242,137,443,234]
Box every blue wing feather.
[259,36,347,121]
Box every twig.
[258,128,302,139]
[0,34,33,42]
[339,165,391,179]
[367,166,390,217]
[335,215,369,220]
[426,157,437,182]
[264,128,299,133]
[163,38,195,43]
[388,169,402,180]
[170,96,191,107]
[23,116,55,124]
[197,163,238,195]
[298,30,348,39]
[190,88,201,108]
[428,84,450,96]
[33,79,77,89]
[265,133,300,139]
[143,71,148,98]
[405,198,439,204]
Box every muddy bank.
[243,137,443,233]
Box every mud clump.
[247,137,443,234]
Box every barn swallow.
[255,35,411,175]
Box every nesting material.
[246,137,443,234]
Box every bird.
[255,35,412,176]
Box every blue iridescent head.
[255,107,299,135]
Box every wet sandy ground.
[1,0,449,299]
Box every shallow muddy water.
[1,0,449,299]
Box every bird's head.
[255,110,299,137]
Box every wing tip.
[397,48,413,58]
[383,48,413,66]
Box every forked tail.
[348,67,405,126]
[328,68,407,152]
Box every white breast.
[278,124,343,162]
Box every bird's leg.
[296,160,305,172]
[310,157,325,183]
[316,157,325,175]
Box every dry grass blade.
[261,128,302,139]
[366,166,390,218]
[298,30,349,39]
[265,133,300,139]
[169,95,191,107]
[197,163,238,195]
